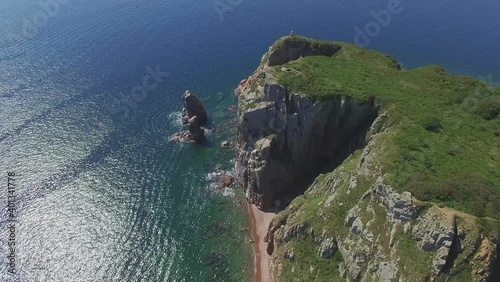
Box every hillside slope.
[235,35,500,281]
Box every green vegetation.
[269,35,341,54]
[274,153,371,281]
[272,36,500,219]
[396,230,434,279]
[280,239,345,282]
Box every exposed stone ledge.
[374,177,416,223]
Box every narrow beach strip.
[247,203,276,282]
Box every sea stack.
[170,90,208,143]
[182,90,208,126]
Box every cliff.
[236,36,500,281]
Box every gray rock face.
[284,249,295,262]
[412,208,456,274]
[337,238,367,281]
[170,90,208,144]
[318,238,337,259]
[377,262,398,282]
[187,116,204,141]
[283,223,307,243]
[375,177,416,222]
[235,37,380,209]
[182,90,208,126]
[235,77,378,209]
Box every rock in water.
[183,90,208,126]
[187,116,204,142]
[170,90,209,144]
[217,173,234,189]
[220,141,232,148]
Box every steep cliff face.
[266,116,497,281]
[236,36,500,281]
[235,41,377,210]
[235,87,378,209]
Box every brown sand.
[247,203,276,282]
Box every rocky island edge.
[235,35,500,281]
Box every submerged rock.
[206,170,236,195]
[217,173,234,190]
[225,104,238,113]
[220,141,233,148]
[169,131,197,143]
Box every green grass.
[269,35,341,54]
[396,231,435,280]
[279,239,345,282]
[272,36,500,219]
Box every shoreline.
[247,202,276,282]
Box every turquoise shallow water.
[0,0,499,281]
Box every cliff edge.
[236,35,500,281]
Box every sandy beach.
[247,203,276,282]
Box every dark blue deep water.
[0,0,499,281]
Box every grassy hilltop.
[273,36,500,220]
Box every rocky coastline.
[234,35,500,281]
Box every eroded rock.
[318,238,337,259]
[412,207,456,274]
[182,90,207,126]
[375,177,416,223]
[235,77,378,209]
[170,90,209,144]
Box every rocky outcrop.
[187,115,204,141]
[170,90,208,143]
[216,172,234,190]
[375,177,416,223]
[318,237,336,259]
[264,122,498,281]
[412,208,457,274]
[235,51,378,209]
[474,237,499,281]
[182,90,208,126]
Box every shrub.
[475,96,500,120]
[422,117,443,133]
[438,173,499,218]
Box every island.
[236,35,500,281]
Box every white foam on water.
[205,170,235,197]
[168,111,183,129]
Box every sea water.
[0,0,499,281]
